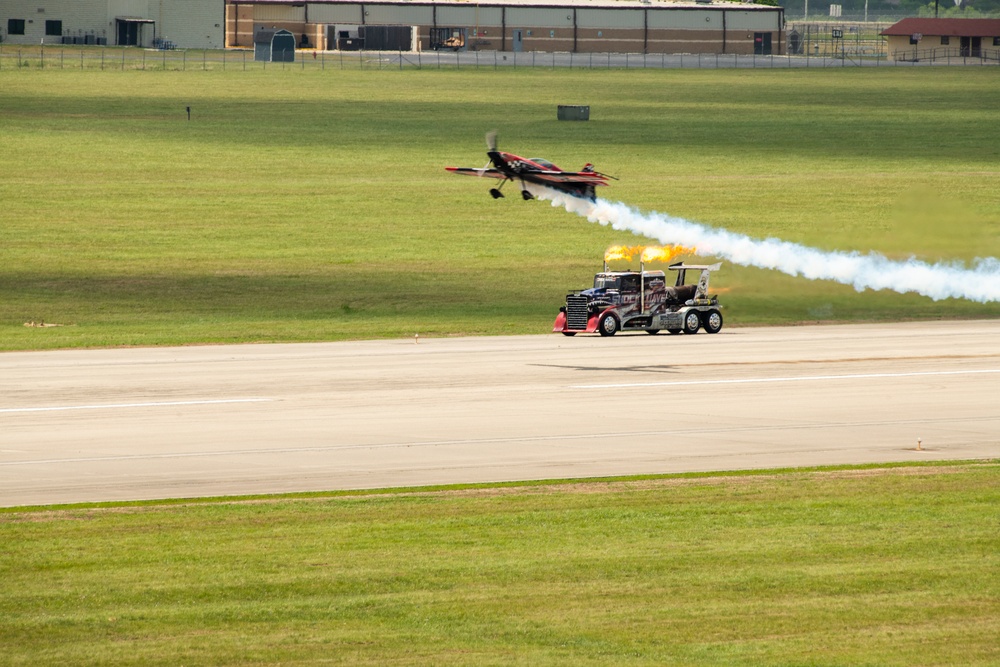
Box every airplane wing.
[445,167,506,180]
[527,171,610,186]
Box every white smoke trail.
[525,184,1000,303]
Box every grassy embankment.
[1,462,998,665]
[1,67,999,349]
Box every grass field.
[1,462,997,665]
[2,67,999,350]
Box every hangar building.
[227,0,785,55]
[1,0,225,49]
[1,0,783,55]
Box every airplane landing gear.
[490,188,504,199]
[521,190,533,200]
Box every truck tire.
[704,310,723,334]
[598,313,619,337]
[683,311,701,335]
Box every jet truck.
[553,262,724,336]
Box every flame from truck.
[604,244,694,263]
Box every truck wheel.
[704,310,723,334]
[683,311,701,335]
[598,313,618,337]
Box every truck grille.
[566,295,590,329]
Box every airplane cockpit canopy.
[528,158,559,170]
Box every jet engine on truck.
[553,262,723,336]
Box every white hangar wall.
[1,0,223,48]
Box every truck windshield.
[593,275,620,290]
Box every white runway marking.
[571,368,1000,389]
[0,398,271,414]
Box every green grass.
[1,462,997,665]
[1,67,999,349]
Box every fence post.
[121,49,125,71]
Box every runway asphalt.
[2,320,998,507]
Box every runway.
[2,320,999,507]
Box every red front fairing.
[553,311,599,334]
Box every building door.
[512,29,523,52]
[117,20,139,46]
[958,36,982,56]
[754,32,772,55]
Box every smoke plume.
[525,184,1000,303]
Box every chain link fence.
[2,44,998,71]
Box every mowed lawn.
[2,67,999,349]
[1,463,997,666]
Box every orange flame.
[605,244,695,264]
[641,245,696,263]
[604,245,645,262]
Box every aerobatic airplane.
[445,132,614,202]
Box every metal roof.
[226,0,776,10]
[881,18,1000,37]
